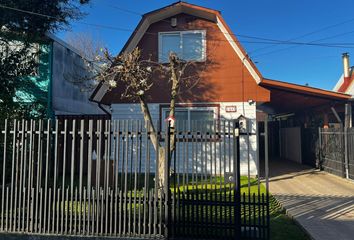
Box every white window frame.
[162,106,216,131]
[158,30,207,63]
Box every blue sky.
[57,0,354,90]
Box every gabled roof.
[91,1,263,103]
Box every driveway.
[269,159,354,240]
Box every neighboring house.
[91,2,351,174]
[13,33,106,118]
[333,53,354,95]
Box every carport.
[257,78,351,167]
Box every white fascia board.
[216,16,261,84]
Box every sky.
[57,0,354,90]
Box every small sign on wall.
[225,106,237,112]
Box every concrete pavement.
[269,160,354,240]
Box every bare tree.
[65,32,106,61]
[93,47,205,189]
[63,32,108,91]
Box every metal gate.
[319,128,345,177]
[169,120,269,239]
[0,119,269,239]
[319,128,354,180]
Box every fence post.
[233,120,241,239]
[344,104,350,179]
[164,121,171,239]
[265,115,270,240]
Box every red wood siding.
[101,13,270,104]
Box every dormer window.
[158,30,206,63]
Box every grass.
[268,196,310,240]
[170,176,311,240]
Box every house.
[333,53,354,99]
[10,33,107,118]
[90,1,351,174]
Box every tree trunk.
[138,95,166,189]
[168,54,180,153]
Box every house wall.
[101,13,270,104]
[51,41,105,116]
[110,102,258,175]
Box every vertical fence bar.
[52,120,59,234]
[39,187,43,233]
[128,122,133,236]
[65,187,68,234]
[6,187,9,231]
[0,120,7,232]
[43,120,51,233]
[96,120,102,234]
[69,120,76,234]
[30,122,37,233]
[48,188,51,234]
[56,188,60,234]
[18,120,25,233]
[14,121,21,232]
[10,120,17,232]
[26,120,34,232]
[134,121,139,236]
[91,187,95,235]
[34,121,42,232]
[87,120,93,235]
[143,121,150,236]
[105,120,111,235]
[79,120,84,234]
[61,120,67,234]
[114,120,120,236]
[22,121,28,232]
[123,120,128,235]
[83,187,86,235]
[74,187,77,235]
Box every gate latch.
[225,172,235,184]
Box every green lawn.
[171,176,311,240]
[268,196,310,240]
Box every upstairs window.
[158,30,206,63]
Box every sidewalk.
[269,160,354,240]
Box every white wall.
[280,127,302,163]
[110,102,258,176]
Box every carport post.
[318,127,322,169]
[344,103,351,179]
[265,115,270,239]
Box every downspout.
[98,103,111,118]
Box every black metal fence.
[319,128,354,180]
[0,119,269,239]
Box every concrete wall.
[51,41,104,116]
[110,102,258,175]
